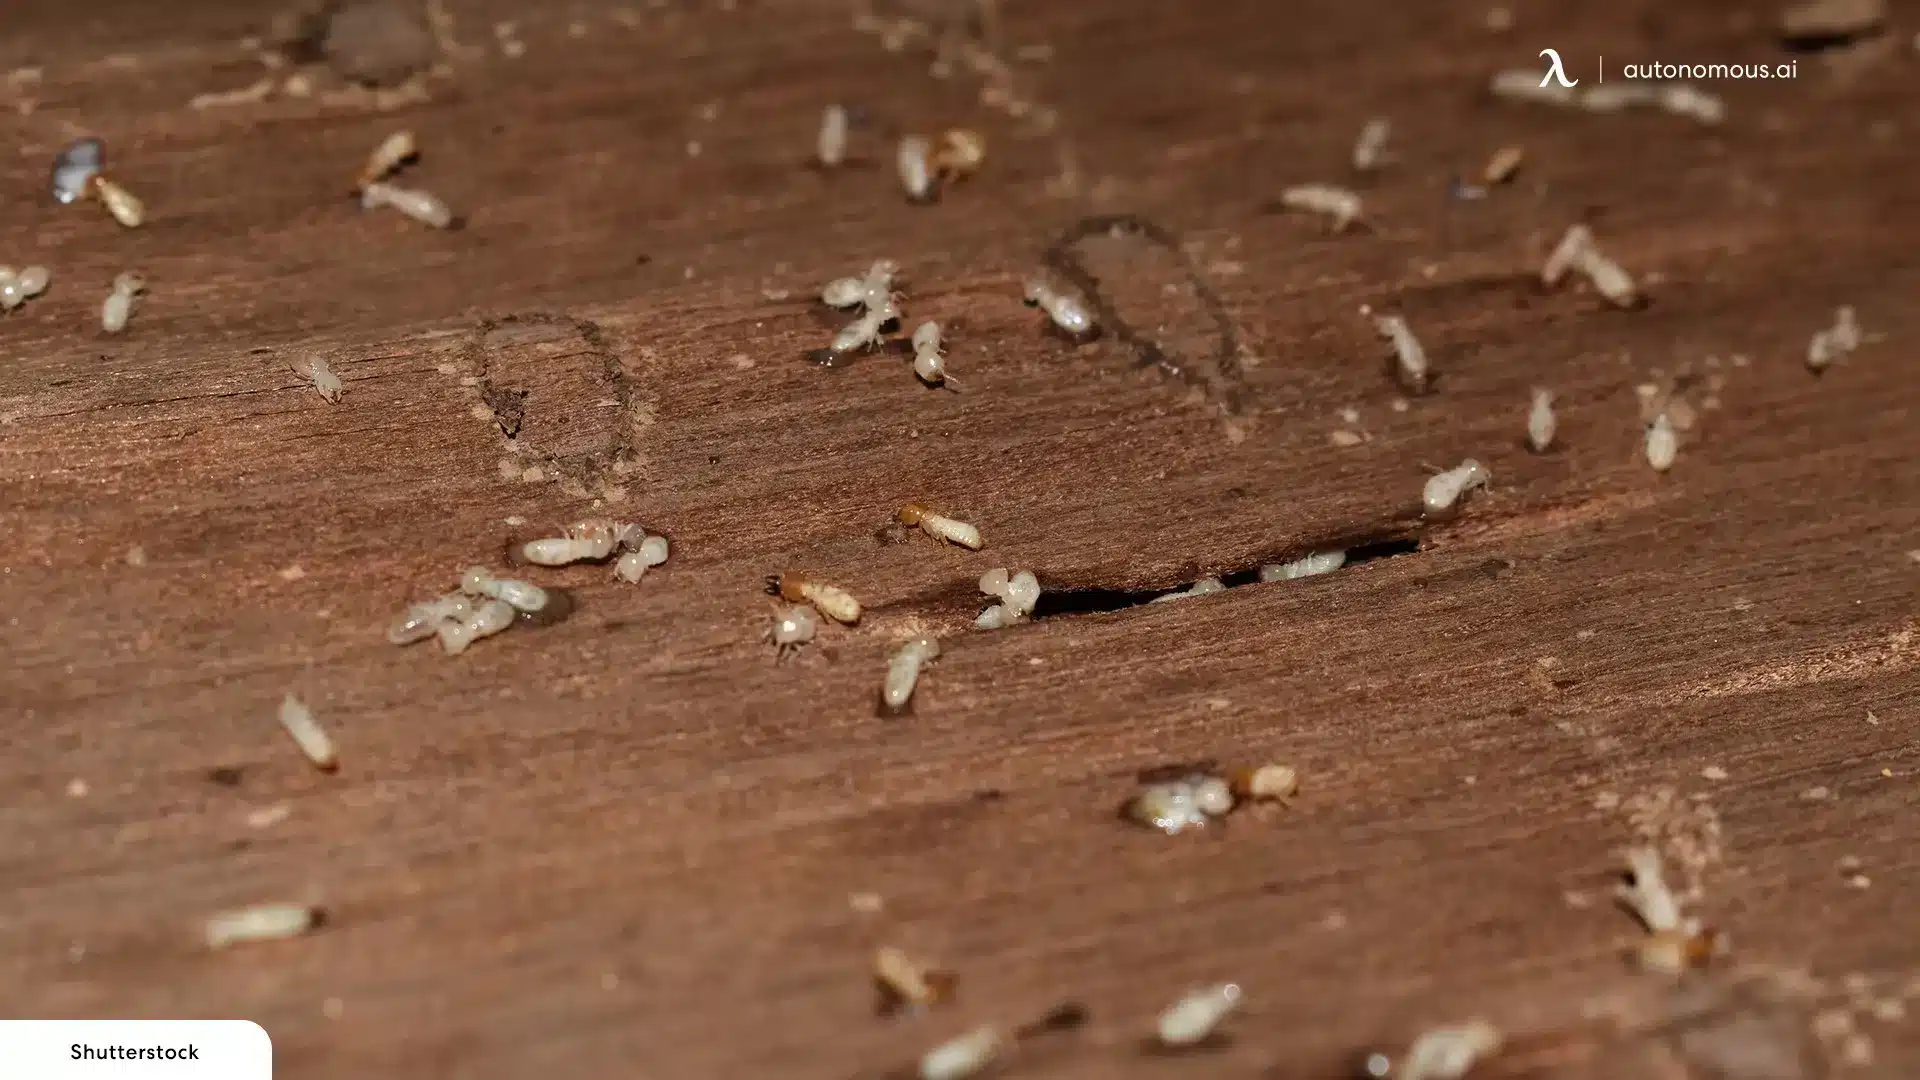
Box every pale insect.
[1230,764,1299,802]
[1483,145,1524,185]
[897,502,982,549]
[1527,388,1556,452]
[821,274,870,309]
[897,134,935,202]
[294,356,344,403]
[613,534,670,584]
[1394,1020,1504,1080]
[1645,411,1678,473]
[1149,576,1225,603]
[1351,118,1391,171]
[815,104,848,167]
[1422,458,1491,516]
[1580,247,1638,308]
[1124,775,1233,834]
[522,519,622,566]
[975,567,1039,628]
[919,1025,1002,1080]
[204,903,320,950]
[882,636,940,713]
[1540,225,1592,286]
[766,571,861,624]
[460,565,549,612]
[388,592,475,645]
[764,603,819,661]
[0,265,50,312]
[1259,549,1345,582]
[438,598,516,655]
[1372,313,1429,393]
[872,945,956,1014]
[1278,183,1363,232]
[930,128,985,182]
[1023,277,1097,338]
[361,181,454,228]
[51,136,144,225]
[358,130,418,191]
[1806,305,1861,373]
[101,271,146,334]
[831,305,889,354]
[910,321,958,388]
[277,693,337,772]
[1616,846,1717,974]
[1157,983,1243,1047]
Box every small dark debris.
[1018,1002,1091,1037]
[206,766,245,787]
[516,586,576,628]
[480,384,528,437]
[971,788,1006,802]
[1135,761,1219,784]
[322,0,437,87]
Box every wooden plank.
[1,1,1915,1077]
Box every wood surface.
[1,1,1916,1077]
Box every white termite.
[831,305,889,354]
[1489,68,1578,106]
[816,104,849,167]
[1579,247,1638,308]
[1259,550,1346,582]
[1352,117,1392,171]
[976,567,1039,628]
[278,693,337,772]
[1807,305,1861,373]
[1023,277,1096,338]
[1125,775,1233,834]
[1372,313,1429,393]
[822,275,870,309]
[1230,764,1300,802]
[1396,1020,1504,1080]
[0,265,49,311]
[1156,983,1243,1047]
[361,180,454,228]
[1616,846,1684,934]
[100,271,145,334]
[910,320,957,388]
[522,518,623,566]
[931,128,986,183]
[898,503,982,549]
[438,598,516,655]
[882,636,940,712]
[1540,225,1592,286]
[1422,458,1491,516]
[204,903,320,950]
[1645,411,1678,472]
[613,534,670,584]
[767,571,861,624]
[1149,576,1225,603]
[460,565,549,612]
[358,130,418,190]
[897,134,935,202]
[919,1025,1002,1080]
[1527,388,1556,452]
[765,603,819,660]
[388,591,475,645]
[1278,183,1363,232]
[294,356,344,403]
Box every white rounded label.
[0,1021,271,1078]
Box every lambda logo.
[1538,48,1578,88]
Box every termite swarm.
[101,272,146,334]
[975,568,1039,629]
[1352,118,1392,171]
[0,265,50,312]
[764,604,819,661]
[1422,458,1491,516]
[294,356,344,403]
[1278,183,1363,232]
[1527,388,1556,452]
[897,503,982,549]
[766,571,862,624]
[51,136,145,227]
[1023,277,1097,339]
[882,636,940,713]
[816,104,848,167]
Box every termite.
[1483,145,1524,185]
[1156,983,1243,1047]
[388,592,475,645]
[1422,458,1491,516]
[1023,277,1096,338]
[831,305,890,354]
[357,130,418,191]
[1540,224,1593,287]
[1371,313,1429,393]
[1259,550,1345,582]
[931,128,985,182]
[522,519,622,566]
[101,271,146,334]
[1278,183,1363,232]
[1644,411,1677,472]
[897,134,935,202]
[51,136,145,227]
[882,636,940,713]
[1351,118,1391,172]
[278,693,338,772]
[919,1026,1002,1080]
[1527,388,1556,452]
[204,902,321,950]
[460,565,549,612]
[438,598,516,655]
[1124,775,1233,834]
[0,265,50,312]
[910,321,958,388]
[613,534,670,584]
[293,356,344,403]
[361,181,454,228]
[816,104,848,167]
[1806,305,1861,373]
[766,572,861,624]
[764,603,819,661]
[976,567,1039,629]
[897,503,982,549]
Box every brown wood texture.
[2,1,1917,1077]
